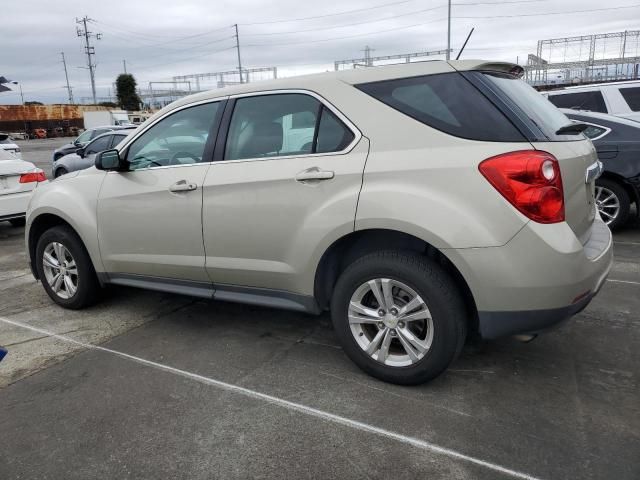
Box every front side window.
[619,87,640,111]
[224,93,355,161]
[85,135,112,155]
[110,134,127,148]
[547,91,608,113]
[126,102,219,170]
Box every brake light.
[19,170,47,183]
[479,150,564,224]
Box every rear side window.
[547,91,607,113]
[356,73,526,142]
[619,87,640,111]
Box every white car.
[0,133,22,159]
[0,149,47,226]
[544,80,640,122]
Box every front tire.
[35,225,100,309]
[54,167,69,178]
[595,179,630,230]
[330,251,467,385]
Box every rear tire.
[9,218,26,227]
[35,225,100,309]
[330,251,467,385]
[595,179,630,230]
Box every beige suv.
[26,60,613,384]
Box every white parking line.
[613,241,640,246]
[0,316,544,480]
[607,279,640,286]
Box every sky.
[1,0,638,104]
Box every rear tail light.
[19,169,47,184]
[479,150,565,224]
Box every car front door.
[97,100,224,285]
[201,91,368,297]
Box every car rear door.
[201,91,368,296]
[97,100,224,283]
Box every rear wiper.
[555,123,589,135]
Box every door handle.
[295,167,335,182]
[169,180,197,192]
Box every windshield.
[480,72,574,140]
[75,130,92,144]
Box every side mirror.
[95,149,123,171]
[77,147,86,158]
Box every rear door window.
[619,87,640,111]
[547,91,608,113]
[355,73,526,142]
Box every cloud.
[1,0,637,103]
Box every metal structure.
[173,67,277,91]
[525,30,640,87]
[234,24,244,84]
[76,16,101,104]
[334,47,451,70]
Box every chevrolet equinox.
[26,60,613,384]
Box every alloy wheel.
[348,278,434,367]
[42,242,78,299]
[595,185,620,225]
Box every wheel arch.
[28,213,99,281]
[313,228,479,333]
[598,172,639,206]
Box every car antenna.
[455,27,475,60]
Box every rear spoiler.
[448,60,524,78]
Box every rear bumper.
[445,216,613,339]
[0,191,32,219]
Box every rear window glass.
[619,87,640,111]
[356,73,526,142]
[547,91,608,113]
[479,72,573,141]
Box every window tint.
[225,94,320,160]
[356,73,525,142]
[547,91,607,113]
[85,135,112,155]
[126,102,219,170]
[619,87,640,111]
[316,108,355,153]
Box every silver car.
[52,130,132,177]
[26,60,613,384]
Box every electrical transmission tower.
[76,16,101,104]
[60,52,74,104]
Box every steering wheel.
[169,151,200,165]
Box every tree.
[115,74,142,111]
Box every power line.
[240,0,415,25]
[454,3,640,18]
[244,4,445,36]
[245,18,447,47]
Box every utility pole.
[446,0,452,60]
[60,52,74,104]
[123,59,127,74]
[234,24,244,83]
[76,16,101,104]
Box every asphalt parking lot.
[0,139,638,479]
